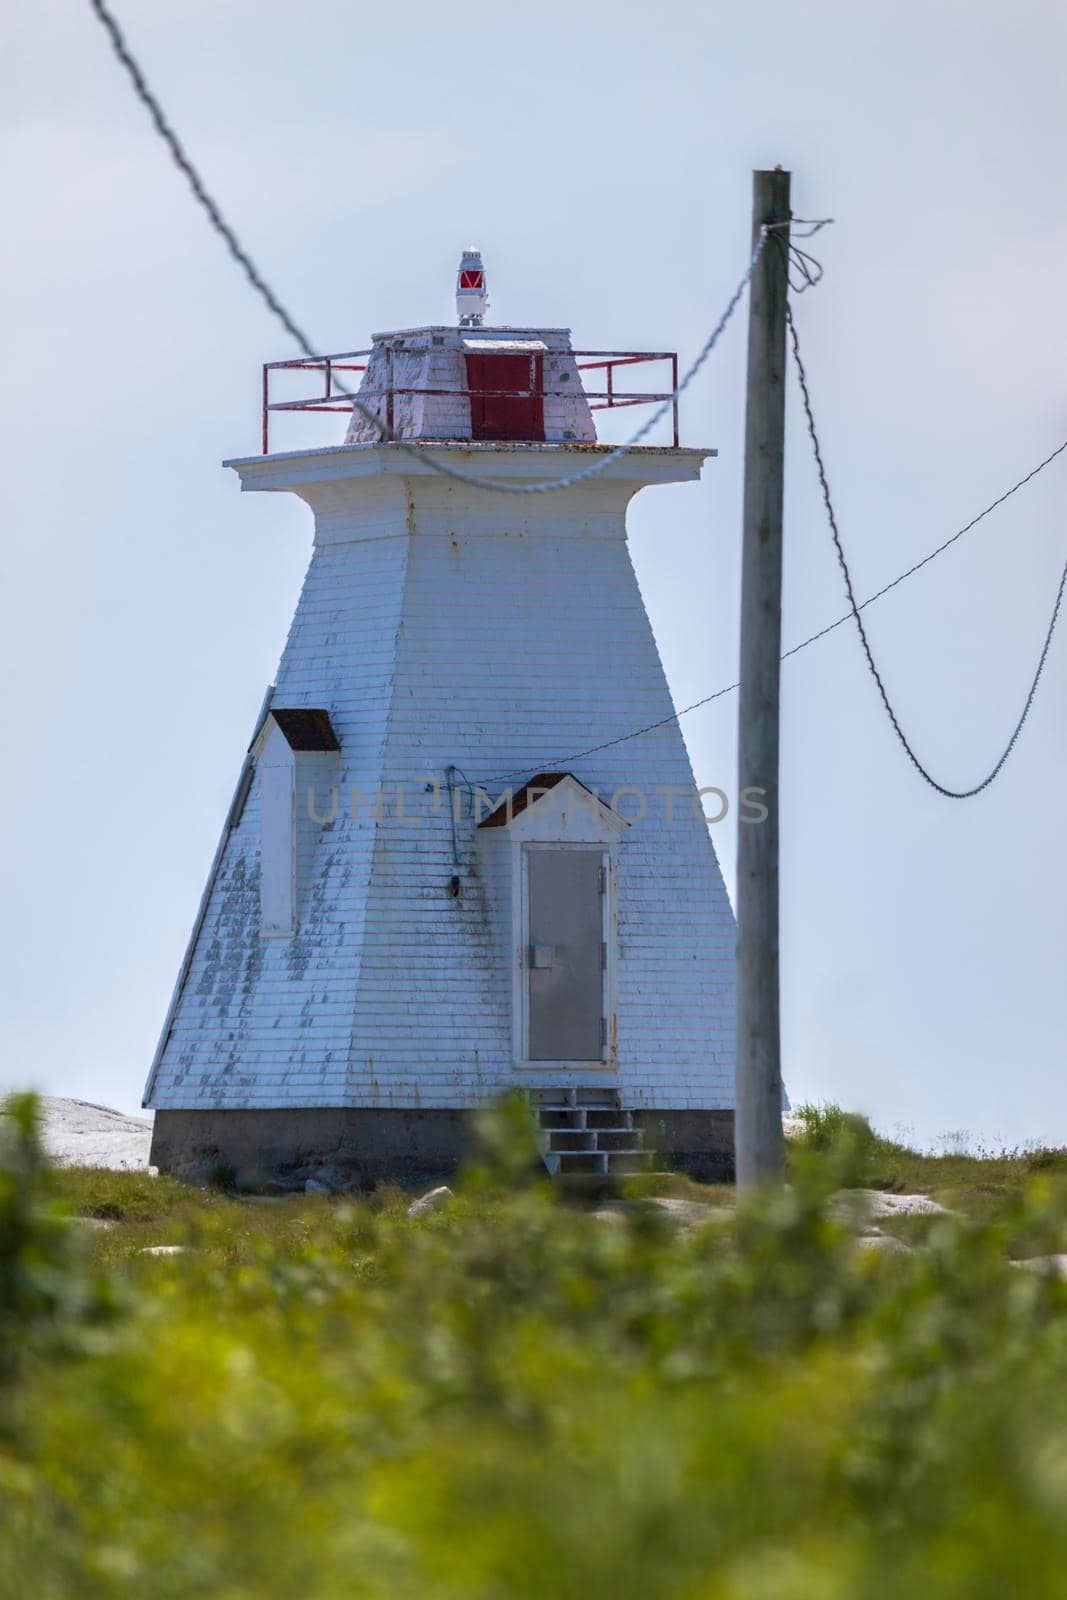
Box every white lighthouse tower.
[145,255,738,1184]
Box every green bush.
[1027,1147,1067,1173]
[0,1095,119,1388]
[3,1098,1067,1596]
[791,1101,916,1192]
[55,1166,194,1224]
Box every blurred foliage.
[3,1095,1067,1596]
[0,1095,118,1390]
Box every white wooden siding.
[146,442,735,1112]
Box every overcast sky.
[3,0,1064,1147]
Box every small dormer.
[478,772,629,842]
[251,709,340,938]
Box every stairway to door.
[528,1086,653,1177]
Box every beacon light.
[456,247,489,326]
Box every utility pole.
[736,167,790,1190]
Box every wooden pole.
[736,167,790,1190]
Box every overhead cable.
[88,0,777,495]
[786,301,1067,798]
[485,429,1067,784]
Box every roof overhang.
[369,325,572,341]
[250,708,339,756]
[479,772,630,839]
[225,440,714,494]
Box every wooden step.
[537,1107,588,1132]
[537,1108,588,1128]
[544,1130,597,1153]
[595,1128,644,1152]
[529,1088,654,1179]
[553,1151,610,1176]
[527,1087,621,1109]
[585,1108,632,1131]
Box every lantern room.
[258,250,681,454]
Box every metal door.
[465,352,545,441]
[527,849,604,1061]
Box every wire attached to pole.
[785,298,1067,799]
[88,0,769,496]
[83,0,1067,795]
[484,425,1067,786]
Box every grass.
[789,1100,1067,1224]
[8,1092,1067,1596]
[618,1168,735,1204]
[57,1166,199,1223]
[53,1167,423,1269]
[47,1102,1067,1268]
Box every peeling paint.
[147,374,735,1116]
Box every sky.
[2,0,1065,1148]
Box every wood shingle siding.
[146,343,735,1117]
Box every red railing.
[260,348,680,454]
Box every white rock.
[1014,1254,1067,1278]
[648,1196,722,1228]
[854,1233,911,1256]
[28,1097,154,1171]
[139,1245,188,1256]
[782,1117,807,1141]
[590,1196,724,1231]
[407,1185,453,1216]
[832,1189,950,1220]
[591,1207,627,1226]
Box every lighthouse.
[145,254,738,1185]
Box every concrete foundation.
[150,1108,469,1188]
[150,1107,736,1188]
[632,1110,735,1182]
